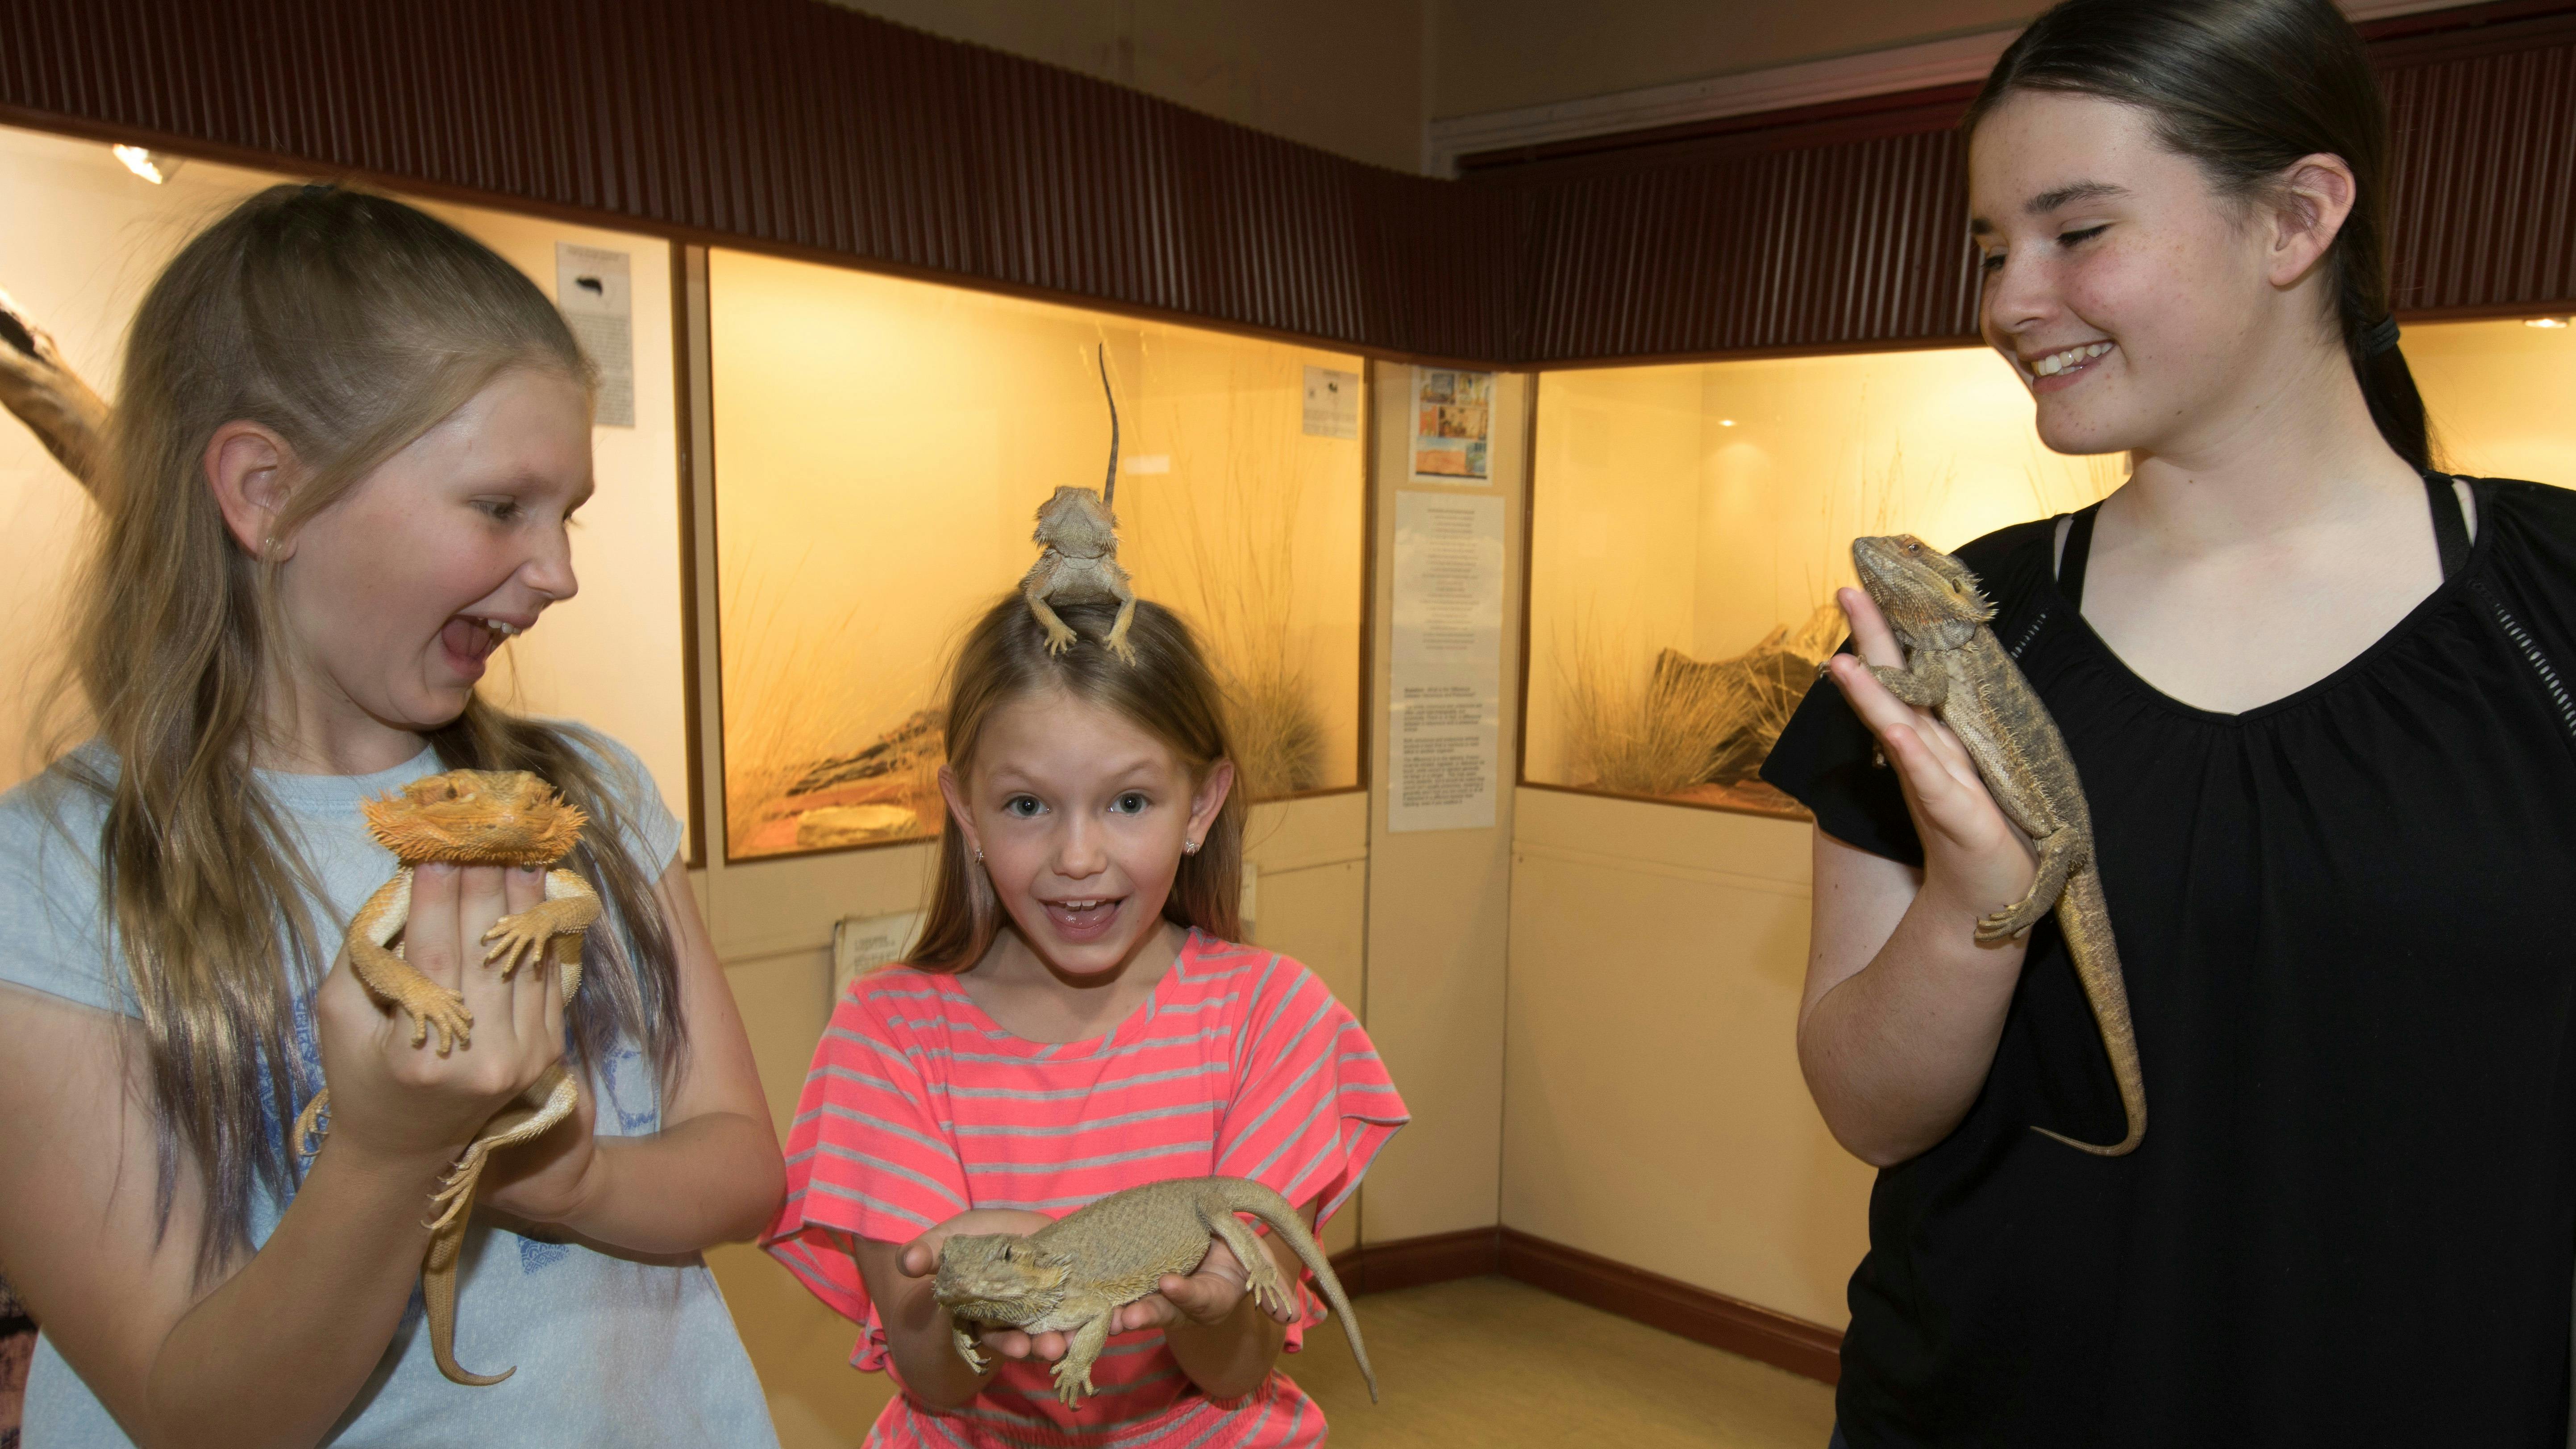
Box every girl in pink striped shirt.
[767,595,1407,1448]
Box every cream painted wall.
[2406,319,2576,487]
[1505,787,1871,1328]
[1430,0,2035,118]
[0,122,693,847]
[1355,362,1524,1242]
[832,0,1431,172]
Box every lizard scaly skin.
[1020,345,1138,662]
[1852,534,2146,1156]
[293,769,602,1384]
[934,1177,1377,1408]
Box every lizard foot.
[481,912,557,978]
[292,1089,333,1158]
[1050,1358,1097,1408]
[952,1328,989,1374]
[426,1144,496,1232]
[401,988,474,1055]
[1040,619,1078,655]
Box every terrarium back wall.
[0,123,691,845]
[709,249,1367,861]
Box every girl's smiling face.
[271,366,593,732]
[941,688,1235,979]
[1969,90,2323,459]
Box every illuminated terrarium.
[1523,347,2124,817]
[709,251,1367,861]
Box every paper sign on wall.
[555,242,636,427]
[1302,366,1359,440]
[1389,490,1504,832]
[1409,367,1493,483]
[831,908,924,1004]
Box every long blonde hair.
[55,184,684,1277]
[909,596,1245,973]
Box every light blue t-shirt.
[0,732,779,1448]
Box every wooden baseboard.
[1498,1228,1843,1385]
[1329,1225,1501,1297]
[1330,1225,1843,1386]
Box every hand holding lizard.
[1827,585,2038,927]
[309,861,569,1173]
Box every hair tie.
[2360,315,2402,357]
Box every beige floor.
[710,1246,1837,1448]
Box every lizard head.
[932,1233,1074,1314]
[1852,534,1994,653]
[1032,486,1118,559]
[360,769,588,867]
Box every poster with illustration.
[1410,367,1493,483]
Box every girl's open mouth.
[438,615,520,680]
[1041,897,1122,942]
[2026,341,2115,393]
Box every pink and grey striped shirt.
[766,931,1407,1448]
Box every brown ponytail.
[1967,0,2432,469]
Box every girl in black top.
[1762,1,2576,1444]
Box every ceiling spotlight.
[112,144,180,184]
[2527,316,2572,329]
[1718,418,1738,427]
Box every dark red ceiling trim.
[1,0,2569,369]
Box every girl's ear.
[204,419,300,559]
[2266,153,2358,292]
[1186,759,1236,844]
[937,764,983,858]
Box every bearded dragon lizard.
[1020,344,1138,662]
[1851,534,2145,1156]
[934,1176,1377,1408]
[293,769,602,1384]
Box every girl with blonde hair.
[0,185,782,1446]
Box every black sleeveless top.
[1762,477,2576,1447]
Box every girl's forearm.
[558,1112,782,1253]
[868,1266,994,1411]
[1163,1281,1290,1401]
[144,1138,452,1449]
[1799,877,2030,1168]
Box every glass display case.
[1522,319,2576,817]
[0,122,694,848]
[708,251,1369,861]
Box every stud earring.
[1182,838,1200,856]
[974,847,985,864]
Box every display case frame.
[699,252,1383,866]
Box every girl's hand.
[1826,586,2036,921]
[479,1070,602,1224]
[900,1209,1063,1362]
[310,862,571,1172]
[1109,1235,1299,1333]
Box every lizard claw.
[1040,621,1078,655]
[481,912,553,979]
[1051,1361,1095,1407]
[405,990,474,1055]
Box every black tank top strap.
[2056,502,2102,610]
[2426,472,2470,580]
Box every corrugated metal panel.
[1,0,2569,366]
[0,0,1490,358]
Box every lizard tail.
[2030,868,2147,1157]
[1096,342,1119,510]
[1213,1178,1378,1403]
[424,1186,515,1385]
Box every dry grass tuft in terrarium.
[1128,351,1331,801]
[1560,605,1843,799]
[720,571,942,858]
